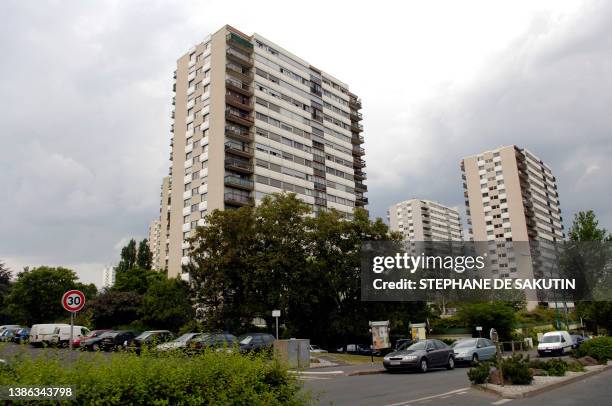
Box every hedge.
[574,336,612,363]
[0,349,308,405]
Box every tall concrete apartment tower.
[163,25,367,277]
[387,199,462,241]
[461,145,565,307]
[148,219,162,270]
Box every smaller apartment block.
[388,199,462,242]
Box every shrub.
[467,362,491,384]
[0,348,307,405]
[566,361,586,372]
[530,358,568,376]
[498,354,533,385]
[574,337,612,363]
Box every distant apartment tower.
[461,146,565,308]
[388,199,462,241]
[101,266,116,289]
[461,145,564,244]
[148,219,162,270]
[163,25,367,277]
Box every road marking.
[288,370,344,375]
[384,387,472,406]
[298,376,331,381]
[491,399,512,405]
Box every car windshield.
[239,335,253,345]
[542,335,561,343]
[100,332,117,338]
[406,341,427,351]
[452,339,478,349]
[176,333,198,342]
[136,332,153,340]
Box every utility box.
[274,339,310,369]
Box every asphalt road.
[303,363,612,406]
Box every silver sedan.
[451,338,496,363]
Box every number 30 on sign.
[61,290,85,313]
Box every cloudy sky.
[1,0,611,286]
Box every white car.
[309,344,327,353]
[30,324,70,347]
[50,325,90,348]
[538,331,573,357]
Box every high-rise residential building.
[461,145,564,244]
[387,199,462,241]
[148,219,162,270]
[163,25,367,277]
[101,266,116,289]
[461,145,565,308]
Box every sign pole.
[69,312,74,350]
[272,310,281,340]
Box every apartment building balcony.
[226,65,254,84]
[224,142,254,158]
[351,134,364,144]
[226,32,253,53]
[226,92,253,111]
[225,79,253,96]
[314,182,326,192]
[225,158,254,174]
[355,182,368,192]
[224,175,254,191]
[226,47,254,66]
[356,196,369,206]
[352,146,365,156]
[354,170,367,180]
[350,111,363,121]
[225,109,254,126]
[315,197,327,206]
[349,97,362,110]
[224,191,254,207]
[353,158,366,168]
[351,122,364,133]
[225,128,253,143]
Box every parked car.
[30,324,70,347]
[156,333,205,352]
[50,325,90,348]
[538,331,573,357]
[238,333,275,353]
[73,329,111,348]
[451,338,496,364]
[383,339,455,372]
[394,338,413,350]
[125,330,176,355]
[0,325,20,333]
[336,344,372,355]
[82,331,137,352]
[187,333,238,353]
[570,334,588,349]
[0,327,21,342]
[11,328,30,344]
[309,344,328,353]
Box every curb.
[347,369,386,376]
[475,363,611,399]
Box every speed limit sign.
[61,290,86,312]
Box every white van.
[50,326,90,347]
[29,324,69,346]
[538,331,574,356]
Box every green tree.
[90,291,143,328]
[116,239,137,272]
[568,210,612,334]
[6,266,96,325]
[137,239,153,270]
[0,261,12,323]
[113,267,164,295]
[456,302,516,340]
[140,277,195,332]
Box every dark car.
[83,331,137,352]
[394,338,413,350]
[125,330,176,355]
[0,328,20,342]
[188,333,238,353]
[238,333,275,353]
[383,339,455,372]
[74,329,111,349]
[571,334,588,349]
[336,344,372,356]
[11,328,30,344]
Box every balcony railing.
[350,111,363,121]
[226,93,253,111]
[224,192,254,206]
[354,170,367,180]
[226,65,254,83]
[226,32,253,51]
[349,97,362,109]
[224,175,254,190]
[353,158,366,168]
[351,134,364,144]
[226,47,253,66]
[351,122,364,133]
[225,128,253,143]
[352,146,365,156]
[226,79,253,96]
[225,158,253,173]
[356,196,369,206]
[225,109,254,126]
[225,142,254,157]
[355,182,368,192]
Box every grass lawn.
[321,353,384,365]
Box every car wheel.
[447,356,455,370]
[472,353,479,364]
[419,358,428,373]
[92,343,100,351]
